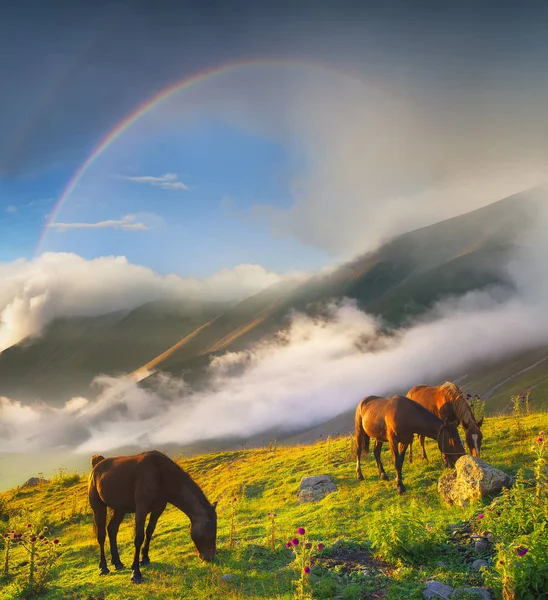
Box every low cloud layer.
[1,284,548,458]
[0,252,290,351]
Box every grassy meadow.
[1,411,547,600]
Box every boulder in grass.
[21,477,48,488]
[297,475,337,503]
[423,580,454,599]
[438,456,514,507]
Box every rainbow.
[35,57,372,255]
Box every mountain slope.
[0,187,544,406]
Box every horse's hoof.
[380,473,388,481]
[131,572,143,584]
[140,557,150,566]
[99,567,110,576]
[397,485,406,495]
[113,562,125,571]
[356,473,364,481]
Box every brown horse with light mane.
[88,451,217,584]
[355,395,465,494]
[406,382,484,464]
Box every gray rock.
[438,456,514,507]
[423,580,454,599]
[297,475,338,503]
[221,574,234,582]
[472,559,489,571]
[21,477,47,488]
[450,587,492,599]
[474,539,489,552]
[436,561,447,567]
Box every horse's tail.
[355,398,371,457]
[91,454,105,468]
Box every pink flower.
[317,543,325,550]
[516,546,528,557]
[30,536,36,543]
[477,513,484,519]
[291,538,299,546]
[53,539,59,545]
[303,566,311,574]
[304,542,312,549]
[3,533,8,539]
[286,541,292,549]
[538,437,544,443]
[297,527,305,535]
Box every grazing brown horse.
[406,382,484,463]
[88,451,217,584]
[355,395,466,494]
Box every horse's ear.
[476,417,484,428]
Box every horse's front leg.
[373,440,388,480]
[107,510,126,570]
[389,437,406,494]
[131,509,148,584]
[141,505,166,566]
[408,436,413,464]
[418,434,428,461]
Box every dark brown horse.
[355,395,466,494]
[406,382,484,463]
[88,451,217,584]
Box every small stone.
[475,540,489,552]
[221,574,234,582]
[423,580,454,599]
[472,559,489,571]
[436,561,447,567]
[297,475,337,503]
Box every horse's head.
[190,501,217,562]
[464,417,484,458]
[438,417,466,467]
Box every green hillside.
[1,412,546,599]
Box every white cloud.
[149,64,548,258]
[5,205,16,214]
[50,214,149,232]
[2,283,548,457]
[121,172,189,191]
[0,252,293,351]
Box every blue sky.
[7,105,330,277]
[2,0,548,277]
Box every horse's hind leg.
[373,440,388,481]
[418,434,428,461]
[91,500,109,575]
[130,508,148,584]
[107,510,126,570]
[355,422,369,481]
[141,505,166,566]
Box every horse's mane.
[152,451,214,513]
[441,382,478,428]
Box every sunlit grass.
[0,412,546,599]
